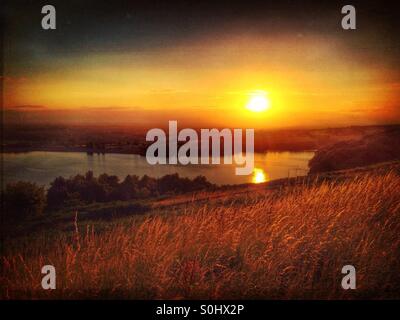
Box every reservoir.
[2,151,315,187]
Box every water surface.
[2,151,314,187]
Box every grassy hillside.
[1,163,400,299]
[309,126,400,173]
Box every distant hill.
[4,123,399,154]
[309,126,400,173]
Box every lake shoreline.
[1,146,147,156]
[1,145,317,155]
[2,150,315,187]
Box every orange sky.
[3,2,400,129]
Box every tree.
[3,181,46,221]
[98,173,120,200]
[158,173,181,194]
[47,176,68,208]
[139,175,158,195]
[116,175,140,200]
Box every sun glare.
[252,168,268,184]
[246,91,270,112]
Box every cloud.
[1,76,29,83]
[4,105,47,110]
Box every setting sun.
[252,168,268,184]
[246,92,270,112]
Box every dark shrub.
[115,175,140,200]
[47,176,69,208]
[3,181,46,221]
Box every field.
[1,163,400,299]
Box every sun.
[252,168,268,184]
[246,91,270,112]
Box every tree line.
[2,172,214,221]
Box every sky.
[2,0,400,128]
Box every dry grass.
[1,171,400,299]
